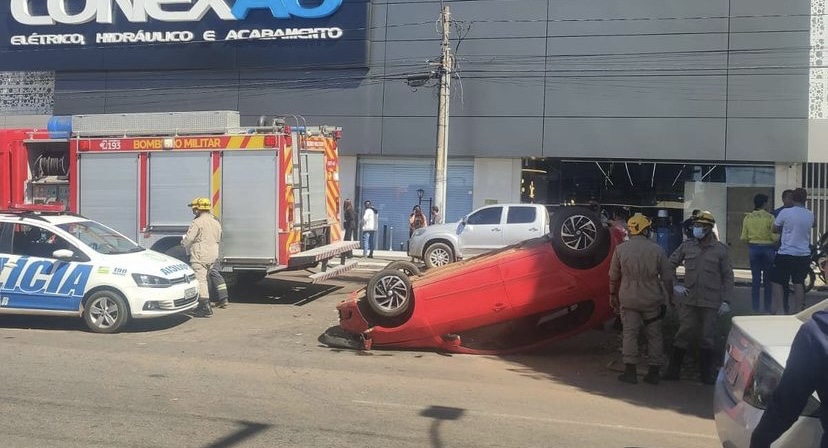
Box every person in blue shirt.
[771,190,794,313]
[750,309,828,448]
[770,188,814,314]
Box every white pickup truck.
[407,203,550,268]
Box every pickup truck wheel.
[550,206,609,269]
[366,269,413,318]
[385,261,421,276]
[83,290,129,333]
[424,242,455,268]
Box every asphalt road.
[0,265,799,448]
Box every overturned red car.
[324,207,626,354]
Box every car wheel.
[424,242,455,268]
[385,261,421,277]
[550,206,610,269]
[366,269,414,318]
[83,290,129,333]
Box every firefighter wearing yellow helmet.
[664,210,734,384]
[609,213,674,384]
[182,197,225,317]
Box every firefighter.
[182,197,223,317]
[664,210,734,384]
[609,213,674,385]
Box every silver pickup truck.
[407,203,550,268]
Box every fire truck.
[0,111,359,283]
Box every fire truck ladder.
[289,116,314,240]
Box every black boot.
[617,363,638,384]
[663,347,686,381]
[643,366,660,385]
[699,349,717,385]
[195,300,212,318]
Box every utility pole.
[434,5,452,220]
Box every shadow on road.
[419,405,465,448]
[0,313,191,333]
[496,329,714,420]
[202,421,270,448]
[230,277,343,306]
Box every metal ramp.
[289,240,360,267]
[309,259,360,284]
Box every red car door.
[415,259,515,335]
[498,240,583,317]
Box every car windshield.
[57,221,144,255]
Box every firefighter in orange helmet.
[182,197,225,317]
[609,213,674,385]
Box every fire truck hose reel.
[34,152,69,178]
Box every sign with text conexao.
[0,0,370,71]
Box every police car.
[0,208,199,333]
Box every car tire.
[385,261,421,277]
[550,206,610,269]
[424,242,455,268]
[366,269,414,318]
[83,290,130,333]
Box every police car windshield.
[57,221,144,255]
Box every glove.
[673,285,688,296]
[718,301,731,316]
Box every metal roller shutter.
[357,158,473,251]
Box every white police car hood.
[97,249,193,279]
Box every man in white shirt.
[771,188,814,314]
[361,200,378,258]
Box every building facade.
[0,0,821,266]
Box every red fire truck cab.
[0,111,358,283]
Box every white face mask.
[692,227,707,239]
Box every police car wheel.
[83,290,129,333]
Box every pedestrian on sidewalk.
[609,213,674,385]
[770,188,814,315]
[343,199,357,241]
[409,205,427,237]
[361,200,378,258]
[430,205,442,225]
[664,211,734,385]
[772,189,795,313]
[741,193,778,313]
[342,199,357,259]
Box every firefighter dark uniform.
[182,197,223,317]
[750,309,828,448]
[609,213,674,385]
[665,210,734,384]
